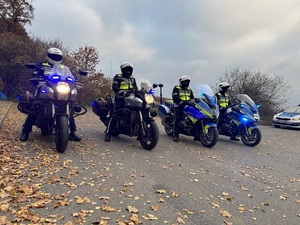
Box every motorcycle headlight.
[145,94,154,104]
[57,82,70,94]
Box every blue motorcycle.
[218,94,261,146]
[158,84,219,148]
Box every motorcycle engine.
[180,117,193,127]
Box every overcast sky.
[26,0,300,107]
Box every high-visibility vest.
[176,85,192,101]
[116,74,133,90]
[217,92,229,108]
[41,62,53,75]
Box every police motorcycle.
[218,94,261,147]
[158,84,219,148]
[92,79,159,150]
[17,63,87,153]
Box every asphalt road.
[1,104,299,225]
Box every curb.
[0,101,13,129]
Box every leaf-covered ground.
[0,103,299,225]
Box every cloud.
[26,0,300,106]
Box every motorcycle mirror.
[25,63,38,69]
[152,83,158,88]
[79,69,88,76]
[195,98,200,103]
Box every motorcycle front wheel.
[55,116,69,153]
[199,127,218,148]
[241,127,261,147]
[139,121,159,150]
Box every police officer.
[104,62,138,142]
[215,82,239,141]
[172,75,195,142]
[20,47,81,142]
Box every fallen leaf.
[142,214,158,220]
[177,217,185,224]
[126,205,139,213]
[211,202,220,208]
[156,189,167,194]
[220,210,232,218]
[102,205,115,212]
[151,205,159,211]
[280,195,287,200]
[237,206,245,213]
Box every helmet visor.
[181,80,190,88]
[48,54,62,62]
[122,67,133,77]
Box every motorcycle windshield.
[48,64,75,82]
[237,94,258,113]
[195,84,217,106]
[139,79,154,94]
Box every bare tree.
[66,45,112,104]
[218,68,293,118]
[0,0,34,33]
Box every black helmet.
[120,62,133,78]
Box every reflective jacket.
[172,85,194,105]
[216,92,230,109]
[112,74,137,98]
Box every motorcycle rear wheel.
[241,127,261,147]
[55,116,69,153]
[199,127,218,148]
[41,119,53,136]
[164,127,173,136]
[139,121,159,150]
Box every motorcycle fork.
[53,103,70,127]
[138,109,146,136]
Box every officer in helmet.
[104,62,138,142]
[20,47,81,142]
[172,75,195,142]
[215,82,239,141]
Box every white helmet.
[179,75,190,89]
[47,47,63,65]
[219,82,230,92]
[179,75,190,83]
[120,62,133,77]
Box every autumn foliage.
[0,0,112,104]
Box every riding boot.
[105,133,111,142]
[173,135,179,142]
[69,132,81,141]
[20,132,29,141]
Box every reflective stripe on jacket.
[41,62,53,75]
[217,92,229,108]
[176,85,192,101]
[115,74,133,90]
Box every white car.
[272,106,300,128]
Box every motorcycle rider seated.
[172,75,195,142]
[20,47,81,142]
[104,62,138,142]
[215,82,239,141]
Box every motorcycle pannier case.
[158,105,172,119]
[92,97,110,117]
[164,100,174,111]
